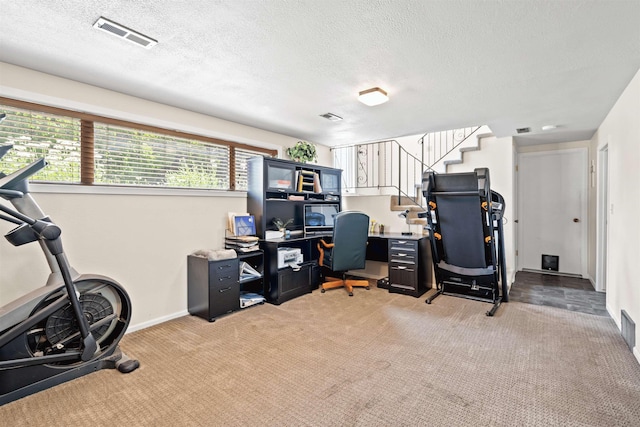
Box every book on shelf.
[225,235,259,243]
[225,232,259,251]
[225,239,258,248]
[231,245,260,253]
[313,172,322,193]
[234,215,256,236]
[297,169,315,192]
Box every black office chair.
[317,211,370,296]
[422,168,507,316]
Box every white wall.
[0,62,331,330]
[446,136,516,284]
[591,67,640,363]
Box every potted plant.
[273,218,294,233]
[286,140,317,163]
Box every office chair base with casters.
[320,274,370,296]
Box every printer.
[277,247,303,269]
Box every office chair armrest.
[316,238,335,267]
[317,239,335,249]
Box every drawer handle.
[218,264,232,269]
[396,266,407,270]
[218,286,232,292]
[218,276,232,281]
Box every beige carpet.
[2,286,639,426]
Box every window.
[234,147,268,191]
[0,106,81,182]
[93,123,231,189]
[0,98,277,190]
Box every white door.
[517,148,588,276]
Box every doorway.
[517,148,588,276]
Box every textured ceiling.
[1,0,639,147]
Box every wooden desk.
[261,232,433,304]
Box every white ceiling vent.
[320,113,343,121]
[93,17,157,49]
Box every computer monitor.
[304,204,340,234]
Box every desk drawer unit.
[388,237,432,297]
[188,256,240,321]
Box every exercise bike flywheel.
[44,293,114,346]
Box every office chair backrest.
[330,211,369,272]
[425,169,492,269]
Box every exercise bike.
[0,114,139,405]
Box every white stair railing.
[332,126,483,207]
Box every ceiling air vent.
[93,17,158,49]
[516,127,531,134]
[320,113,343,122]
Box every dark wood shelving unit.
[247,157,341,304]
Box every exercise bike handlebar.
[0,157,48,198]
[0,188,24,199]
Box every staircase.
[332,125,490,229]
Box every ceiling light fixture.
[358,87,389,106]
[93,17,158,49]
[542,125,557,131]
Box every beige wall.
[591,67,640,362]
[0,62,331,330]
[0,189,247,329]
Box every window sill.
[30,183,247,198]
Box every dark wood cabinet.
[246,157,340,305]
[247,157,342,238]
[260,237,320,305]
[388,237,432,297]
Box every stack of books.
[226,212,260,252]
[225,234,260,252]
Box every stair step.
[407,218,427,225]
[389,195,424,212]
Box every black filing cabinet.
[388,237,432,297]
[188,255,240,321]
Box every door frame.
[515,147,589,277]
[596,145,609,292]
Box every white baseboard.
[604,304,639,366]
[126,309,189,333]
[606,303,616,323]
